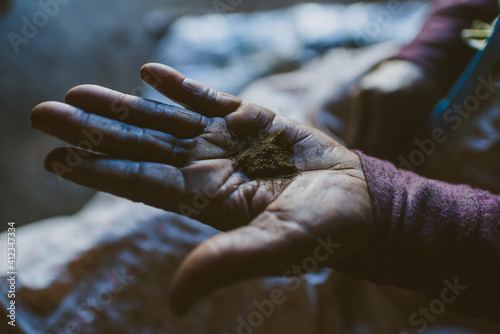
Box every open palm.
[31,63,373,314]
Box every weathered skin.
[31,63,373,315]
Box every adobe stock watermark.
[355,0,403,42]
[47,267,135,334]
[7,0,73,54]
[5,221,17,328]
[225,236,340,334]
[213,0,245,14]
[398,73,499,171]
[49,128,104,182]
[49,67,165,182]
[109,66,166,121]
[341,0,403,63]
[408,277,467,333]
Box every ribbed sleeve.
[336,151,500,323]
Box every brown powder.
[232,130,298,180]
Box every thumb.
[169,213,331,315]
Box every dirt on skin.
[232,130,298,180]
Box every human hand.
[31,63,373,314]
[316,60,440,161]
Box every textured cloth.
[0,193,320,333]
[338,151,500,324]
[393,0,499,92]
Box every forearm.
[392,0,499,92]
[336,151,500,323]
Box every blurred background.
[4,3,500,333]
[0,0,427,230]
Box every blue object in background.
[431,19,500,129]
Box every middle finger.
[31,101,191,166]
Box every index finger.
[140,63,243,117]
[65,84,209,139]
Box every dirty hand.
[323,59,440,161]
[31,63,373,315]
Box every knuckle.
[205,87,218,102]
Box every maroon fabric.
[392,0,499,92]
[336,151,500,323]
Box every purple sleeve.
[392,0,499,92]
[336,151,500,324]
